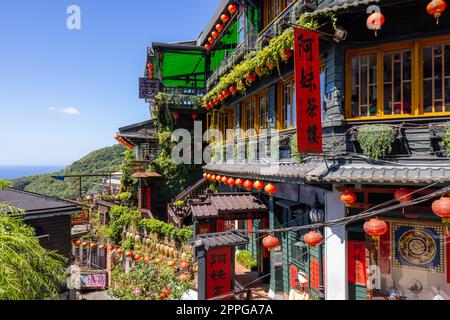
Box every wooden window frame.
[277,76,296,131]
[263,0,289,29]
[256,89,269,134]
[345,35,450,121]
[223,107,236,141]
[241,97,256,138]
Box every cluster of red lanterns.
[203,172,277,195]
[204,3,238,51]
[367,1,446,37]
[147,62,154,79]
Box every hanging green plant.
[443,122,450,157]
[290,134,302,164]
[356,125,396,159]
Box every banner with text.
[294,28,323,154]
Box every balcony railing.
[161,86,206,96]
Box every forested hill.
[13,144,126,199]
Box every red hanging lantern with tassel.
[216,23,224,32]
[263,235,280,251]
[220,14,230,24]
[243,180,254,191]
[254,180,265,191]
[235,178,244,188]
[427,0,447,24]
[265,183,277,196]
[228,177,236,187]
[228,4,238,14]
[205,43,212,51]
[304,231,324,247]
[367,11,385,36]
[394,188,413,203]
[432,197,450,225]
[221,176,228,184]
[364,218,388,240]
[340,190,357,206]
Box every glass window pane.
[403,82,412,114]
[423,47,432,79]
[384,84,393,115]
[424,80,433,113]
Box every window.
[346,37,450,119]
[223,108,236,141]
[242,98,255,137]
[237,13,245,45]
[423,43,450,113]
[257,91,269,133]
[263,0,292,28]
[278,77,296,130]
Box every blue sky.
[0,0,219,165]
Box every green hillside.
[13,144,126,199]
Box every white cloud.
[49,107,80,116]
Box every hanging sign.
[348,241,367,286]
[139,78,160,99]
[80,273,107,289]
[294,28,323,154]
[205,247,232,299]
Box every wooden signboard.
[139,78,160,99]
[205,247,232,300]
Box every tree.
[0,204,67,300]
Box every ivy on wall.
[444,123,450,157]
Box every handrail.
[174,178,208,202]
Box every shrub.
[236,250,257,270]
[356,125,396,159]
[105,206,141,243]
[443,123,450,157]
[140,219,193,243]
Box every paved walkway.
[235,263,271,300]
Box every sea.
[0,165,65,180]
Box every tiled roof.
[0,188,81,217]
[203,161,324,183]
[189,231,249,250]
[310,163,450,184]
[312,0,381,15]
[132,172,162,179]
[190,193,268,220]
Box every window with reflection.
[350,53,377,118]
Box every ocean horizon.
[0,165,66,180]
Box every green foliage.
[12,145,126,199]
[290,134,302,164]
[443,123,450,157]
[356,125,396,160]
[0,205,67,300]
[119,192,133,207]
[105,206,142,244]
[0,179,11,190]
[153,93,202,110]
[236,250,257,270]
[174,200,185,208]
[110,260,193,300]
[140,219,193,243]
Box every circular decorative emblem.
[398,229,437,265]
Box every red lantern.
[208,37,215,44]
[82,241,89,248]
[191,113,198,120]
[340,190,357,206]
[229,86,238,95]
[227,178,236,187]
[99,244,106,251]
[220,14,230,24]
[221,176,228,184]
[394,188,413,203]
[254,180,265,191]
[205,43,212,51]
[367,12,385,36]
[172,112,180,121]
[216,23,224,32]
[207,174,212,180]
[304,231,324,247]
[364,218,388,240]
[228,4,238,14]
[116,248,124,255]
[125,251,133,258]
[211,175,216,182]
[246,72,256,83]
[155,257,164,264]
[235,178,244,188]
[108,245,115,251]
[222,89,230,98]
[167,260,176,267]
[243,180,254,191]
[427,0,447,23]
[134,253,142,261]
[211,31,220,39]
[203,173,207,179]
[75,240,82,246]
[263,235,280,251]
[281,48,292,61]
[216,175,222,182]
[432,197,450,225]
[264,183,277,196]
[144,256,151,264]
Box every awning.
[306,0,381,16]
[190,193,268,221]
[132,172,162,179]
[189,230,249,250]
[309,162,450,185]
[203,161,326,184]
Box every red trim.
[348,241,367,286]
[446,229,450,283]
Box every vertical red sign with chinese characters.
[294,28,323,154]
[348,241,367,286]
[310,259,320,290]
[205,247,232,300]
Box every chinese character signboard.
[205,247,232,300]
[294,28,323,154]
[348,241,366,286]
[80,273,107,289]
[139,78,160,99]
